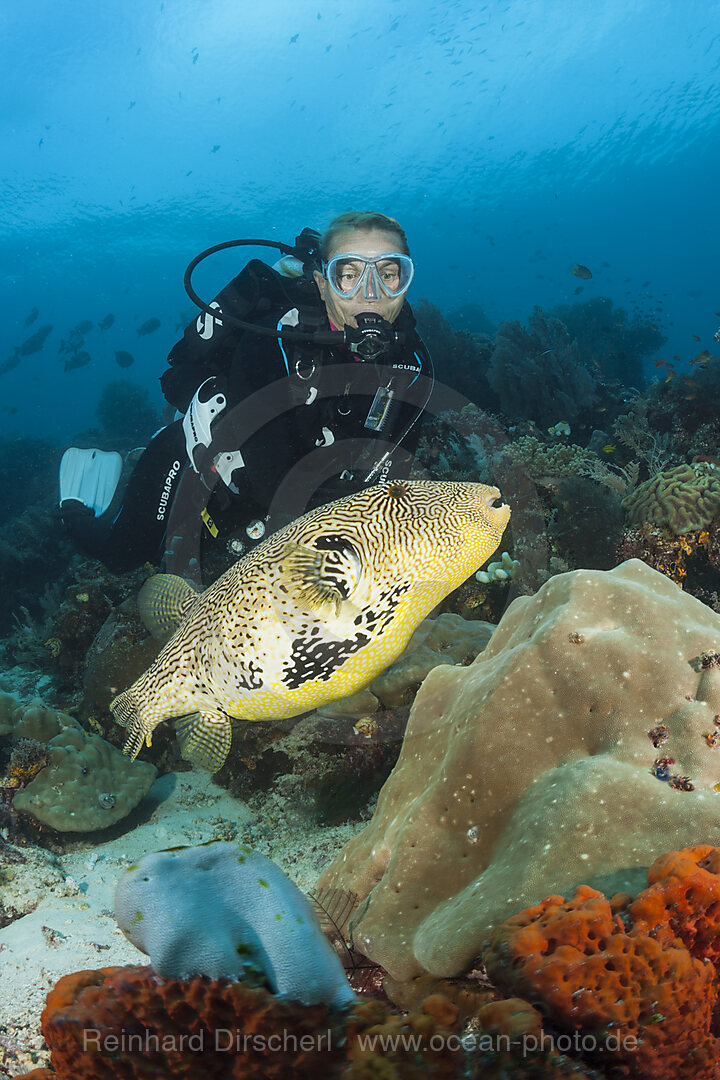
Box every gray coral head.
[114,840,355,1009]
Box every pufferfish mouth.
[470,487,511,528]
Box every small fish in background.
[24,307,39,326]
[73,319,93,335]
[137,317,161,336]
[64,350,91,371]
[58,329,86,354]
[99,313,115,330]
[14,324,53,357]
[0,357,22,375]
[690,350,711,366]
[573,285,584,295]
[602,443,616,453]
[714,327,720,343]
[548,420,571,437]
[115,349,135,368]
[569,264,592,279]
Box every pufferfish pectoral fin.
[137,573,199,642]
[276,541,347,615]
[174,710,233,773]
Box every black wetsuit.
[63,260,434,573]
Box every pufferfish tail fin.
[137,574,199,642]
[111,686,153,760]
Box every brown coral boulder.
[623,462,720,534]
[318,559,720,981]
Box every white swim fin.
[59,448,123,517]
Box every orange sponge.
[484,879,720,1079]
[35,965,465,1080]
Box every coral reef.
[503,435,599,479]
[646,351,720,443]
[548,476,625,570]
[413,299,499,411]
[616,522,715,590]
[10,723,157,832]
[114,841,355,1006]
[93,378,162,450]
[475,550,520,584]
[623,462,720,534]
[81,606,161,725]
[25,965,469,1080]
[0,504,75,628]
[487,308,600,428]
[1,695,158,838]
[484,845,720,1079]
[318,559,720,982]
[548,295,663,389]
[0,437,62,529]
[0,694,79,744]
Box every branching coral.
[502,435,598,479]
[613,397,677,475]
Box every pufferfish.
[111,479,510,772]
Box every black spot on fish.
[283,633,370,689]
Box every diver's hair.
[320,211,410,260]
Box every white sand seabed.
[0,770,363,1078]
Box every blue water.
[3,0,719,441]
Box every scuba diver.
[59,211,435,575]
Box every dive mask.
[323,252,414,300]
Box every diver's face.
[314,228,408,329]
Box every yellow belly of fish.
[220,622,411,721]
